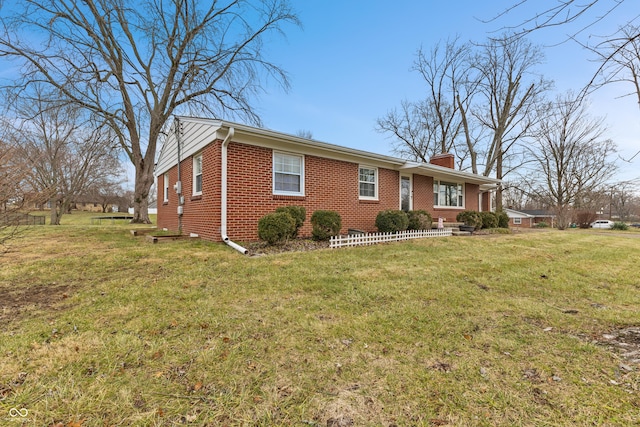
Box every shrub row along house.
[155,117,500,250]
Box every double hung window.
[273,152,304,196]
[359,166,378,200]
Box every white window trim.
[359,165,378,201]
[433,180,465,209]
[514,218,522,225]
[272,151,305,196]
[193,153,203,196]
[163,172,169,202]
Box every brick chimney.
[429,153,455,169]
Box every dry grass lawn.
[1,215,639,426]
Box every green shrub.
[311,210,342,241]
[275,205,306,237]
[375,210,409,233]
[456,210,482,229]
[535,221,549,228]
[495,210,509,228]
[612,222,629,230]
[257,212,295,245]
[407,210,433,231]
[480,211,499,229]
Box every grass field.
[1,214,639,426]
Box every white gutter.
[220,127,248,255]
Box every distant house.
[154,118,500,248]
[505,208,556,228]
[128,201,157,215]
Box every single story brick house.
[155,117,500,251]
[505,208,556,228]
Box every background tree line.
[377,1,640,228]
[1,0,638,232]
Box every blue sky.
[256,0,640,183]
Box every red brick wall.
[225,143,400,241]
[158,141,486,241]
[157,141,222,240]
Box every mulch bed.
[246,239,330,256]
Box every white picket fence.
[329,228,452,249]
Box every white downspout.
[221,127,248,254]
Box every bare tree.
[7,92,122,225]
[376,100,438,162]
[527,92,617,229]
[492,2,640,163]
[378,35,549,202]
[592,24,640,162]
[83,180,127,213]
[0,139,28,251]
[609,181,638,221]
[295,130,314,140]
[377,39,472,162]
[501,179,533,211]
[595,25,640,106]
[492,1,636,43]
[471,35,551,210]
[0,0,299,223]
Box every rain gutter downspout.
[175,117,183,233]
[220,127,248,254]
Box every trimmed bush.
[479,211,499,229]
[407,210,433,231]
[456,210,482,229]
[612,222,629,231]
[275,205,306,237]
[495,210,509,228]
[375,210,409,233]
[535,221,549,228]
[257,212,295,245]
[311,210,341,241]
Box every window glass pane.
[275,173,300,192]
[360,182,375,198]
[359,168,375,183]
[274,154,301,174]
[194,154,203,194]
[164,173,169,200]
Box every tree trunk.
[131,158,154,224]
[49,199,61,225]
[495,148,504,211]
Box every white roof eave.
[162,117,502,185]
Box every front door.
[401,175,412,212]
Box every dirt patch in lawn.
[596,327,640,365]
[0,283,73,325]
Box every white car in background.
[590,220,614,229]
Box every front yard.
[1,220,639,426]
